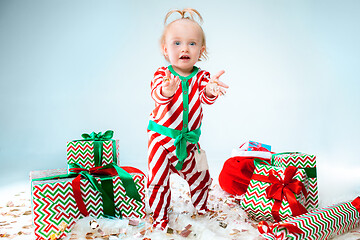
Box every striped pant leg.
[177,145,212,213]
[147,134,172,230]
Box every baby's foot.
[196,208,210,216]
[152,220,169,232]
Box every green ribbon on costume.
[76,130,117,167]
[148,120,201,170]
[148,65,201,171]
[271,152,317,178]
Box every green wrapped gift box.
[30,166,145,240]
[241,162,308,222]
[272,152,318,210]
[66,130,120,172]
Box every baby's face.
[163,19,205,75]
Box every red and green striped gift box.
[240,162,308,222]
[259,196,360,240]
[272,152,318,210]
[67,130,120,172]
[30,167,145,240]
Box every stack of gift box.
[30,130,146,240]
[221,141,360,240]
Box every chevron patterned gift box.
[240,162,308,222]
[259,196,360,240]
[66,130,120,172]
[30,168,146,240]
[272,152,318,210]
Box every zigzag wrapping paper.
[272,152,318,210]
[240,163,308,222]
[260,197,360,240]
[66,139,120,172]
[31,168,145,240]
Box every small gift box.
[239,141,271,152]
[31,164,146,240]
[232,141,272,159]
[259,196,360,240]
[67,130,120,172]
[272,152,318,210]
[240,162,308,222]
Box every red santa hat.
[219,156,271,195]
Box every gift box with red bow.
[240,162,308,222]
[272,152,318,210]
[66,130,120,172]
[30,164,145,240]
[259,196,360,240]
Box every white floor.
[1,159,360,239]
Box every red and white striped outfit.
[147,66,217,230]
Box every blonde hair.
[160,8,208,61]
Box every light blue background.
[1,0,359,202]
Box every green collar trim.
[168,65,199,80]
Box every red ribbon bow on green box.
[252,166,308,222]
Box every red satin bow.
[252,166,307,222]
[258,221,304,239]
[70,165,119,217]
[69,165,145,217]
[351,197,360,213]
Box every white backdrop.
[1,0,359,204]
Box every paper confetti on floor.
[1,175,360,240]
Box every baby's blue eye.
[175,41,180,46]
[190,42,196,46]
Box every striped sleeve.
[150,67,173,105]
[199,71,218,105]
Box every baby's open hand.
[161,69,180,98]
[206,70,229,97]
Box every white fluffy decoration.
[1,161,360,240]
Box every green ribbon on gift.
[89,162,142,202]
[254,158,271,166]
[32,162,141,218]
[76,130,118,167]
[69,163,116,217]
[271,152,317,178]
[31,167,115,217]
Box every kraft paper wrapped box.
[259,196,360,240]
[240,162,308,222]
[30,166,146,240]
[66,130,120,172]
[272,152,318,210]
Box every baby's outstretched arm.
[205,70,229,97]
[161,69,180,98]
